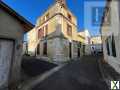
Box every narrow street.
[31,55,108,90]
[1,0,120,90]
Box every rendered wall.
[0,8,24,88]
[101,1,120,73]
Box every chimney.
[55,0,66,7]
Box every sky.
[2,0,106,36]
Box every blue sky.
[3,0,105,36]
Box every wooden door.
[83,45,85,55]
[78,48,80,57]
[0,39,14,87]
[69,42,72,58]
[37,44,40,55]
[43,42,47,55]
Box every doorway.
[37,44,40,55]
[83,45,85,55]
[0,39,14,86]
[69,42,72,58]
[43,42,47,55]
[78,47,80,57]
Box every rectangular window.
[45,24,48,37]
[106,38,110,55]
[38,28,44,38]
[68,13,72,21]
[106,35,116,57]
[46,13,49,20]
[67,24,72,36]
[112,35,116,57]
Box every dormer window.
[43,17,45,22]
[46,13,49,19]
[43,13,49,22]
[67,24,72,36]
[45,24,48,36]
[45,13,49,20]
[38,28,44,38]
[68,13,72,21]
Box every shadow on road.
[31,55,109,90]
[21,56,57,77]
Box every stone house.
[101,0,120,73]
[0,1,34,89]
[28,0,85,64]
[78,30,91,55]
[90,36,102,54]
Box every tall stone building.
[78,30,91,55]
[101,0,120,73]
[28,0,85,64]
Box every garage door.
[0,39,14,87]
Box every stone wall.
[38,37,84,64]
[39,38,69,64]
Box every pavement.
[98,58,120,89]
[30,55,108,90]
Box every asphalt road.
[32,56,109,90]
[22,56,57,77]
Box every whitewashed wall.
[102,0,120,73]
